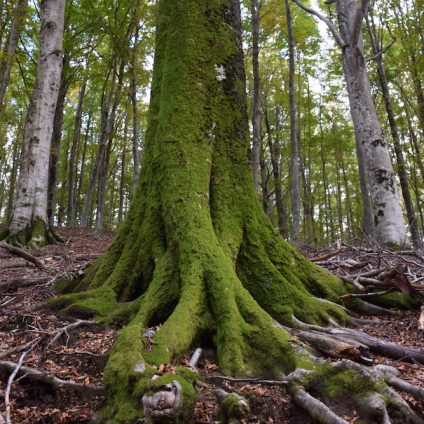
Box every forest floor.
[0,227,423,423]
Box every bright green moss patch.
[323,370,380,399]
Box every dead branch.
[0,338,41,360]
[4,351,27,424]
[310,247,347,262]
[0,360,105,396]
[0,277,49,293]
[340,289,395,300]
[188,348,202,369]
[49,319,95,346]
[0,242,45,269]
[207,375,288,387]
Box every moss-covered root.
[216,388,250,424]
[289,360,424,424]
[2,217,60,247]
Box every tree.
[0,0,27,110]
[2,0,66,246]
[285,0,301,239]
[49,1,419,422]
[292,0,407,246]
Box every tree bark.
[335,0,407,246]
[6,0,65,246]
[47,56,69,227]
[367,11,421,248]
[0,0,27,110]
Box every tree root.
[215,388,250,424]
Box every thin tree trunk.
[95,63,125,230]
[260,136,270,217]
[265,106,287,237]
[0,0,27,110]
[130,22,141,195]
[80,66,115,228]
[7,0,65,246]
[367,12,421,248]
[250,0,261,192]
[67,82,86,226]
[75,111,91,224]
[285,0,300,239]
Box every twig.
[290,0,346,48]
[0,242,45,269]
[4,351,28,424]
[207,374,288,386]
[340,289,395,300]
[49,320,95,346]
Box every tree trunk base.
[2,218,62,247]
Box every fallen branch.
[4,351,27,424]
[207,375,288,387]
[0,242,45,269]
[0,360,105,396]
[340,289,395,300]
[311,247,346,262]
[0,277,49,293]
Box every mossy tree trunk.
[49,1,413,422]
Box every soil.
[0,228,423,423]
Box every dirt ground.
[0,228,423,423]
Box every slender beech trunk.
[80,67,115,228]
[285,0,300,239]
[250,0,261,192]
[130,22,141,195]
[0,0,27,110]
[75,111,91,223]
[367,12,421,247]
[47,56,69,226]
[118,115,129,224]
[260,136,270,217]
[67,82,86,226]
[335,0,407,246]
[6,0,65,246]
[264,106,287,237]
[95,63,125,229]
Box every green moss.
[324,370,379,399]
[365,292,420,310]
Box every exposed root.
[287,369,349,424]
[215,388,250,424]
